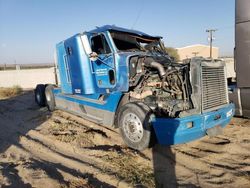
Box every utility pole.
[206,29,217,58]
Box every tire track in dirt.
[0,91,250,187]
[17,134,129,187]
[171,121,250,187]
[39,111,154,187]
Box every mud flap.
[206,125,223,137]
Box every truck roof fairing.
[88,25,162,40]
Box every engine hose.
[177,74,187,101]
[161,75,181,94]
[144,58,166,78]
[150,61,166,78]
[161,70,179,93]
[162,72,186,100]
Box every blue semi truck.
[35,25,234,151]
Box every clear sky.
[0,0,235,64]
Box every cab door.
[90,33,116,89]
[56,42,73,94]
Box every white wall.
[221,58,236,78]
[0,68,56,88]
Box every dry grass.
[102,152,155,187]
[61,178,94,188]
[48,120,78,143]
[47,115,155,187]
[0,85,23,98]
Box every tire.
[118,102,153,151]
[45,84,56,111]
[35,84,46,107]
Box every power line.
[131,0,145,29]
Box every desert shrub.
[165,47,180,61]
[0,85,23,98]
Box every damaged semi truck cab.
[35,25,235,151]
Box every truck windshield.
[110,31,163,53]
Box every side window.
[91,34,111,55]
[63,55,71,83]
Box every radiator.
[201,66,228,111]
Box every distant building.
[176,44,219,60]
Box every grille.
[201,66,228,111]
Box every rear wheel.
[45,84,55,111]
[118,102,154,151]
[35,84,46,107]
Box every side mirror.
[89,52,98,61]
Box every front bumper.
[152,103,235,145]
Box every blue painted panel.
[56,42,73,94]
[64,34,95,95]
[55,92,123,112]
[112,53,129,92]
[87,32,116,91]
[152,103,235,145]
[53,87,101,100]
[91,52,129,92]
[91,54,116,89]
[53,88,61,94]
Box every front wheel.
[118,102,154,151]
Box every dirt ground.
[0,91,249,188]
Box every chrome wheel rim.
[45,92,51,102]
[123,113,143,142]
